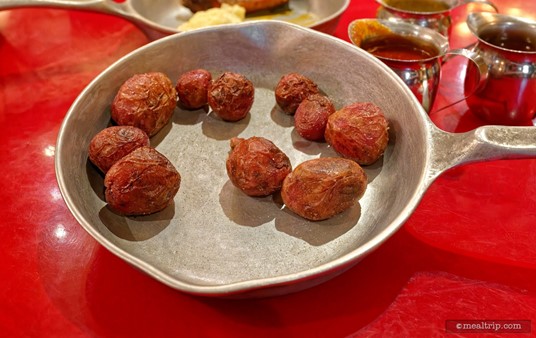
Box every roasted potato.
[104,146,181,216]
[208,72,255,122]
[226,136,292,197]
[176,69,212,110]
[325,102,389,165]
[88,126,150,173]
[274,73,319,115]
[294,94,335,141]
[111,72,177,137]
[281,157,367,221]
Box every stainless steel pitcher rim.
[467,12,536,55]
[375,0,459,15]
[348,18,449,62]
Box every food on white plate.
[182,0,220,12]
[274,72,320,115]
[226,136,292,197]
[325,102,389,165]
[88,126,150,173]
[178,4,246,31]
[111,72,177,137]
[281,157,367,221]
[104,146,181,216]
[176,69,213,110]
[222,0,289,12]
[294,94,335,141]
[208,71,255,121]
[182,0,289,13]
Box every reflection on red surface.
[1,0,536,337]
[351,271,536,337]
[408,161,536,268]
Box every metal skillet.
[55,21,536,298]
[0,0,349,39]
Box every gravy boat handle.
[434,48,488,113]
[460,0,498,12]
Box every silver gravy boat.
[348,18,487,113]
[464,12,536,125]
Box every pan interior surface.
[56,22,429,294]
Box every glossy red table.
[1,1,535,337]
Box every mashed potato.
[179,4,246,31]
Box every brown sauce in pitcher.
[361,34,440,60]
[479,25,536,52]
[383,0,451,12]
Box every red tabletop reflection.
[1,1,535,337]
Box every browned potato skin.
[208,72,255,122]
[325,102,389,165]
[226,136,292,197]
[88,126,150,173]
[104,146,181,216]
[183,0,289,13]
[223,0,289,12]
[111,72,177,137]
[294,94,335,141]
[274,73,319,115]
[176,69,212,110]
[281,157,367,221]
[182,0,219,12]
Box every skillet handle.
[427,125,536,184]
[0,0,121,14]
[0,0,174,40]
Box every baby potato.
[104,146,181,216]
[208,72,255,122]
[274,73,319,115]
[176,69,212,110]
[294,94,335,141]
[281,157,367,221]
[111,72,177,137]
[226,136,292,197]
[325,102,389,165]
[88,126,150,173]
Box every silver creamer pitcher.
[348,19,487,113]
[464,12,536,125]
[376,0,497,37]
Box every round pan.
[55,21,536,297]
[0,0,349,39]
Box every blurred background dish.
[0,0,350,39]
